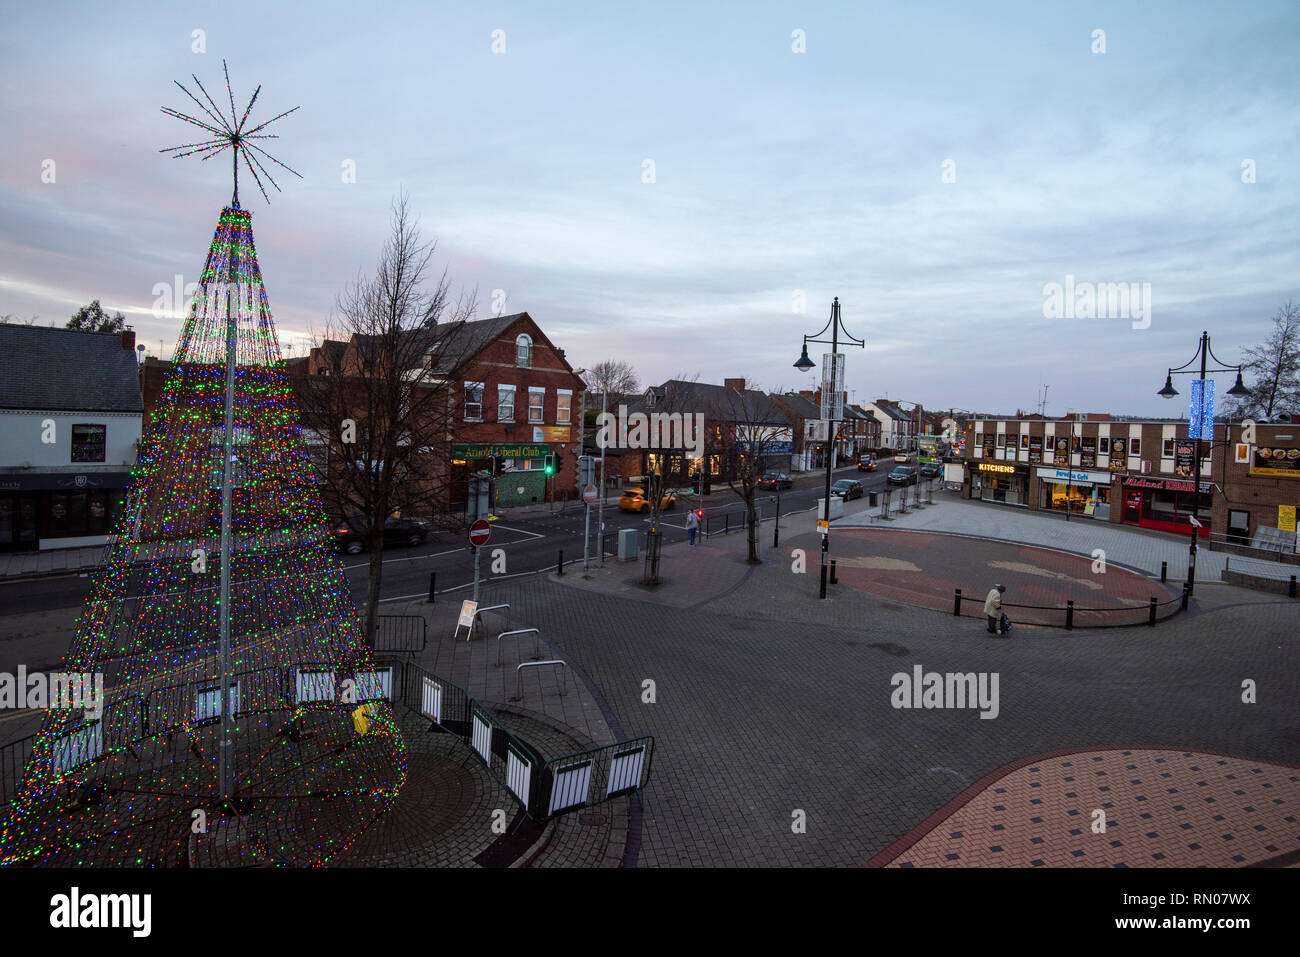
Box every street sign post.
[469,520,490,600]
[583,483,598,505]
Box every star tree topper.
[161,59,302,206]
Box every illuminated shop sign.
[978,463,1016,473]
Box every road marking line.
[488,524,544,540]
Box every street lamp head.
[1157,373,1179,399]
[1227,370,1251,397]
[793,338,815,373]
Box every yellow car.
[618,487,677,513]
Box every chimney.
[120,328,136,352]
[724,377,746,393]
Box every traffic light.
[544,453,555,475]
[695,508,704,520]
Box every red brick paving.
[834,528,1180,627]
[868,748,1300,868]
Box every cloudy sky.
[2,1,1297,417]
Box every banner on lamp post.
[1189,379,1215,439]
[821,353,845,421]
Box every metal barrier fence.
[375,615,427,655]
[539,737,655,820]
[0,657,405,808]
[400,660,653,822]
[0,735,35,807]
[953,586,1186,629]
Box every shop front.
[974,461,1029,505]
[1120,476,1211,537]
[1036,466,1113,519]
[451,443,551,510]
[0,470,132,552]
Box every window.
[1162,438,1174,458]
[1099,437,1109,454]
[1020,434,1029,449]
[556,389,572,425]
[996,434,1005,448]
[515,334,533,368]
[1130,437,1141,457]
[464,381,484,421]
[528,387,545,424]
[497,385,515,423]
[976,432,984,447]
[71,424,106,463]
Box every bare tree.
[624,376,701,585]
[1231,301,1300,421]
[715,382,790,564]
[582,359,640,403]
[298,191,476,644]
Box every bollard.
[1290,575,1296,599]
[830,559,838,584]
[1065,600,1074,630]
[1160,561,1167,583]
[1148,596,1157,627]
[725,514,730,536]
[954,588,962,617]
[557,549,564,576]
[1181,584,1189,610]
[773,521,779,549]
[427,571,436,603]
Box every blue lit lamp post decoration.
[794,297,865,599]
[1157,331,1250,596]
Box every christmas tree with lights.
[0,64,406,867]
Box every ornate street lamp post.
[795,297,865,599]
[1157,331,1250,596]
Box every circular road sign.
[583,483,598,505]
[469,519,491,547]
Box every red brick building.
[301,312,586,513]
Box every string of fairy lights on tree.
[0,63,405,868]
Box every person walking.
[985,583,1006,634]
[686,508,699,546]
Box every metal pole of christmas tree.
[218,285,237,799]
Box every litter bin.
[868,491,879,506]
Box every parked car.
[887,466,918,486]
[919,461,943,479]
[759,471,793,490]
[331,515,430,555]
[857,457,877,472]
[831,478,865,500]
[618,487,677,513]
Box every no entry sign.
[469,519,491,547]
[583,483,598,505]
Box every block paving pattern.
[871,748,1300,868]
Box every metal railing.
[0,734,35,807]
[538,736,655,820]
[511,659,568,702]
[375,615,427,655]
[496,628,541,667]
[398,660,652,823]
[953,586,1186,629]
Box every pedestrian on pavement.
[985,583,1006,634]
[685,508,699,546]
